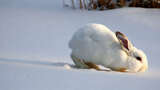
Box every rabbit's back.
[69,24,119,65]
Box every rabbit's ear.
[116,31,132,52]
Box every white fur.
[69,24,148,72]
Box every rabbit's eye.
[136,57,142,62]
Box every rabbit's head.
[116,32,148,72]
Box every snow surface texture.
[0,0,160,90]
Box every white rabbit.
[69,24,148,72]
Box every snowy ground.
[0,0,160,90]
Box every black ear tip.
[115,31,124,37]
[115,31,120,36]
[115,31,120,33]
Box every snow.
[0,0,160,90]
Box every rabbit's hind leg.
[71,54,89,69]
[84,62,101,70]
[71,54,102,70]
